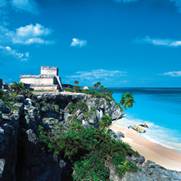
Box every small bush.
[67,101,88,114]
[99,115,112,130]
[112,153,137,177]
[73,153,110,181]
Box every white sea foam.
[114,116,181,152]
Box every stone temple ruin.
[20,66,63,92]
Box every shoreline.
[110,123,181,172]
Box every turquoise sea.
[112,88,181,152]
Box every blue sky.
[0,0,181,87]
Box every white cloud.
[12,23,52,45]
[0,23,53,45]
[139,36,181,47]
[162,71,181,77]
[70,38,87,47]
[0,23,52,61]
[0,45,29,61]
[67,69,127,83]
[16,23,50,37]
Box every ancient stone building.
[20,66,62,92]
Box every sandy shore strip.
[110,123,181,171]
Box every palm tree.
[74,80,80,92]
[120,92,134,109]
[74,80,79,86]
[93,82,101,89]
[10,82,26,93]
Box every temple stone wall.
[31,85,59,92]
[20,77,55,86]
[20,66,62,92]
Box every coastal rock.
[139,123,149,128]
[127,155,145,165]
[129,125,146,133]
[85,97,123,121]
[111,108,122,120]
[108,129,125,140]
[121,161,181,181]
[0,159,5,177]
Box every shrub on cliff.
[99,115,112,130]
[73,153,110,181]
[112,153,138,177]
[0,90,16,109]
[66,101,88,114]
[10,82,32,97]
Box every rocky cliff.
[0,93,122,181]
[0,92,181,181]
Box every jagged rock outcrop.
[109,160,181,181]
[121,161,181,181]
[0,101,22,181]
[85,96,122,121]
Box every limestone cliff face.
[0,93,123,181]
[0,93,181,181]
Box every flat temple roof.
[41,66,58,70]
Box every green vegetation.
[0,82,32,109]
[66,101,88,114]
[120,92,134,109]
[0,90,17,108]
[73,153,110,181]
[93,82,101,90]
[74,80,80,92]
[82,88,113,101]
[38,116,138,180]
[10,82,25,93]
[64,82,113,101]
[99,115,112,130]
[10,82,32,96]
[112,153,138,177]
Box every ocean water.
[112,88,181,152]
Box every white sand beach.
[110,123,181,172]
